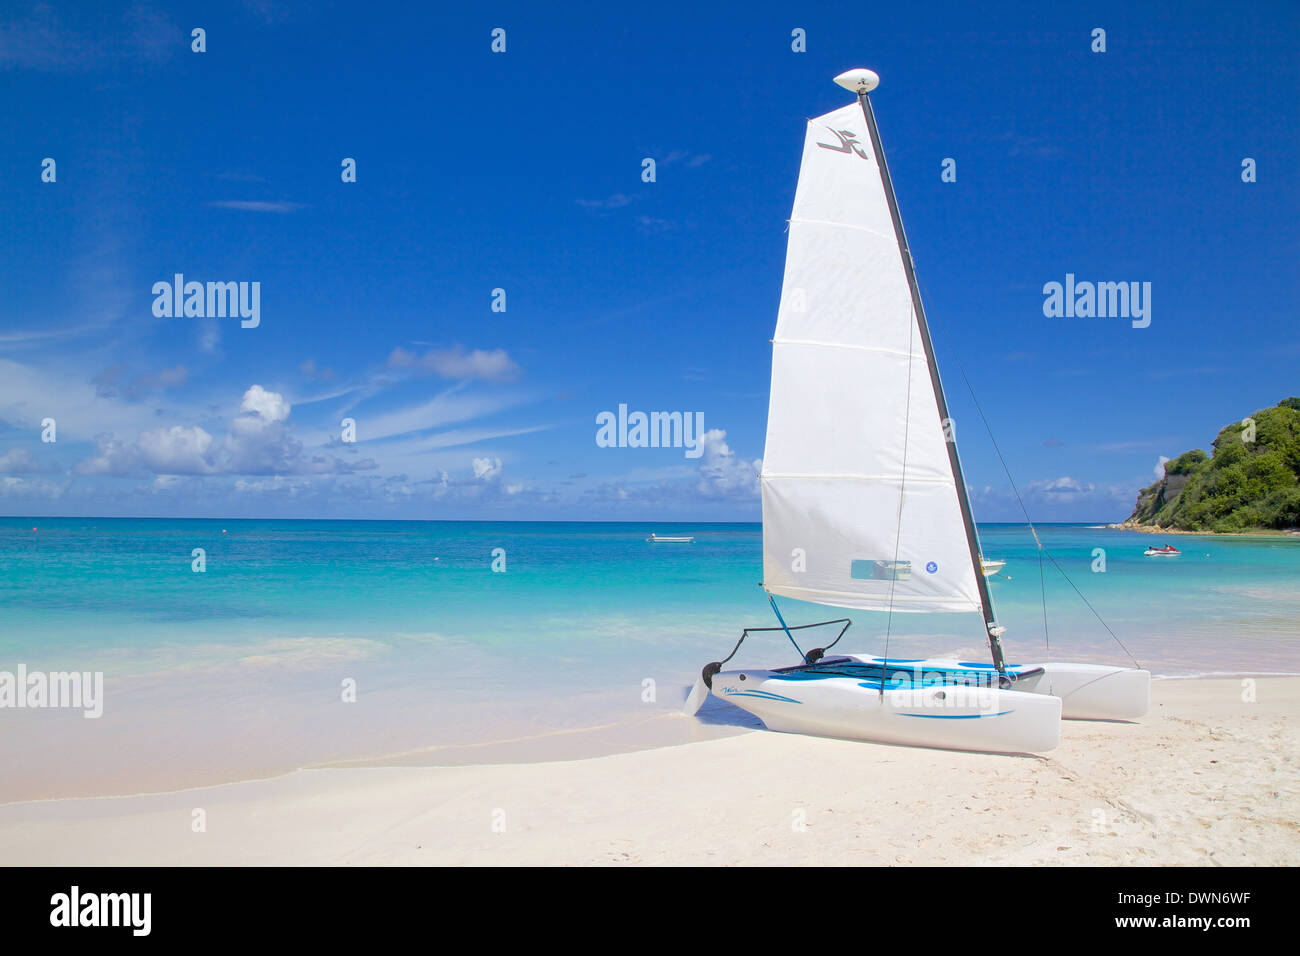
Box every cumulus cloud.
[695,429,761,497]
[429,469,451,499]
[75,433,148,477]
[223,388,300,474]
[472,456,502,481]
[73,385,368,478]
[239,384,290,423]
[1154,456,1171,480]
[577,427,760,509]
[138,425,216,474]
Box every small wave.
[1209,586,1300,603]
[234,637,389,667]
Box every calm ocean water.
[2,517,1298,799]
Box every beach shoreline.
[2,676,1295,866]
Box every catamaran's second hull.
[710,666,1062,754]
[1015,662,1150,720]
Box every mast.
[842,69,1007,675]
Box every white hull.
[1018,661,1151,720]
[705,655,1148,754]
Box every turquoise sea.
[2,518,1298,800]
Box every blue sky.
[1,0,1296,521]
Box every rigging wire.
[766,592,807,661]
[916,275,1142,670]
[1038,543,1050,653]
[880,296,918,693]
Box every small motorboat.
[647,533,695,543]
[1144,544,1181,556]
[980,558,1006,576]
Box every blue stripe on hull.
[897,710,1015,719]
[771,661,1035,687]
[725,689,802,704]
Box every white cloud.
[388,346,520,383]
[1155,456,1171,480]
[472,457,502,481]
[695,429,760,497]
[239,384,290,423]
[0,475,62,498]
[577,427,761,509]
[138,425,216,474]
[358,389,530,443]
[0,448,48,474]
[69,384,368,478]
[411,423,551,451]
[75,434,147,477]
[1023,476,1097,502]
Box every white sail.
[761,102,982,614]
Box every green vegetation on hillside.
[1125,398,1300,532]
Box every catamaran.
[683,69,1149,754]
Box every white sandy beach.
[0,677,1296,866]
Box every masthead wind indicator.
[833,68,879,93]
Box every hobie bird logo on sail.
[816,128,869,159]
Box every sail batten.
[773,339,916,358]
[760,101,983,615]
[789,219,898,239]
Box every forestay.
[760,103,981,614]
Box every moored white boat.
[683,68,1149,754]
[980,559,1006,576]
[648,533,695,543]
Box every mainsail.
[760,101,984,615]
